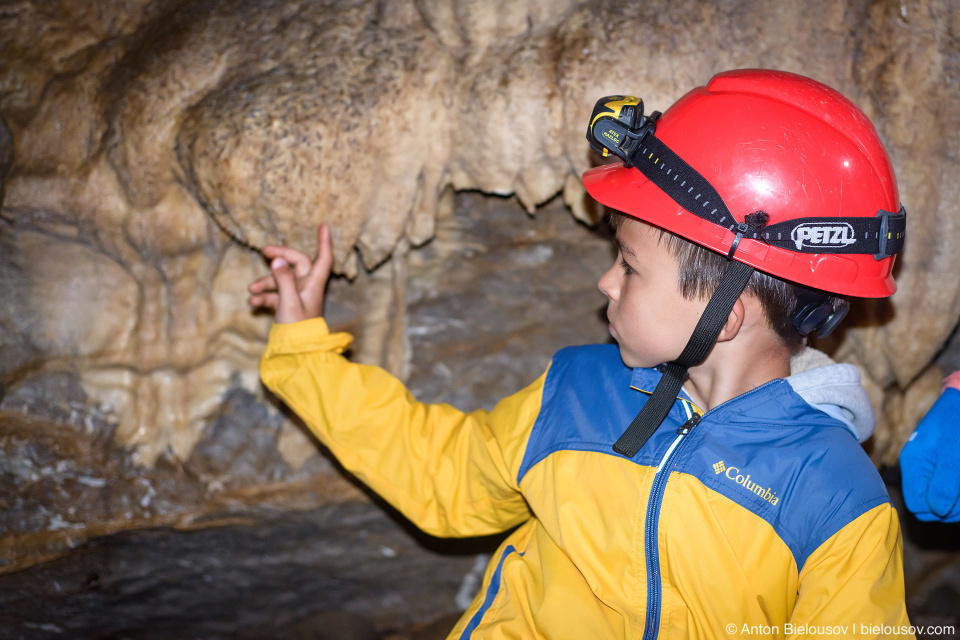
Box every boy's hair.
[607,212,846,352]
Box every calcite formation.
[2,0,960,565]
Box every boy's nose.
[598,265,618,301]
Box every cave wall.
[2,0,960,636]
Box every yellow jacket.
[260,318,913,639]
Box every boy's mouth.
[606,315,618,339]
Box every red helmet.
[582,69,904,297]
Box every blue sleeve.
[900,388,960,522]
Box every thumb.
[271,258,303,322]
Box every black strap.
[631,135,762,240]
[613,260,756,457]
[630,135,906,260]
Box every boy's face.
[598,218,708,369]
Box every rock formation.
[2,0,960,634]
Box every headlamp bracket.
[873,206,907,261]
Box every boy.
[249,70,913,638]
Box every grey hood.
[786,347,876,442]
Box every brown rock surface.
[3,0,959,468]
[2,0,960,635]
[3,0,959,464]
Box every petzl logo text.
[791,223,857,250]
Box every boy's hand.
[247,224,333,324]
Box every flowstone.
[2,0,960,635]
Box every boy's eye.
[619,256,636,276]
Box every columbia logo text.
[791,223,856,250]
[715,461,779,506]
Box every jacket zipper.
[641,412,699,640]
[639,381,778,639]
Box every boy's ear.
[716,297,746,343]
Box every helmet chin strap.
[613,258,754,457]
[608,120,764,458]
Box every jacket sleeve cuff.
[264,317,354,355]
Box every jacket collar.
[629,366,702,416]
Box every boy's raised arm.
[250,225,537,538]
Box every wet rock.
[0,112,11,198]
[186,385,290,486]
[0,371,94,427]
[405,192,612,409]
[409,612,463,640]
[287,611,379,640]
[936,323,960,374]
[0,503,477,640]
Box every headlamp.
[586,95,659,168]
